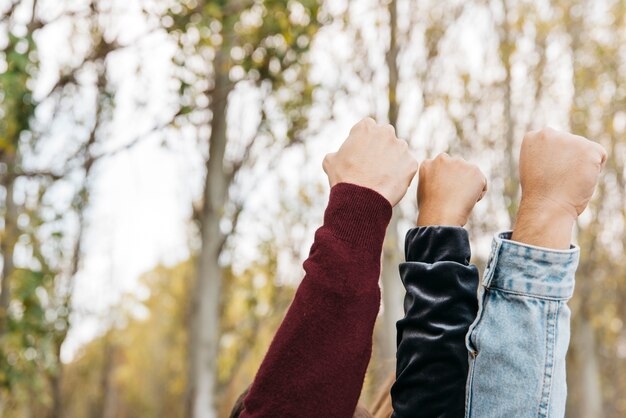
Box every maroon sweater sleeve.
[241,183,392,418]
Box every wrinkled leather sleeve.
[391,226,479,418]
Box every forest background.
[0,0,625,417]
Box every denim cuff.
[404,226,471,265]
[483,231,579,300]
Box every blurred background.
[0,0,624,417]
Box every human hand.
[323,118,418,206]
[512,127,607,248]
[416,153,487,227]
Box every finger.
[363,117,376,128]
[597,144,608,166]
[476,171,488,202]
[322,153,335,174]
[478,180,488,202]
[524,130,541,142]
[350,117,374,134]
[382,123,396,138]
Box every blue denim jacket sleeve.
[391,226,479,418]
[465,232,579,418]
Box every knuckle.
[351,118,372,132]
[523,130,537,142]
[538,126,558,140]
[322,153,333,168]
[480,172,488,187]
[597,144,608,164]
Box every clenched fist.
[323,118,418,206]
[416,153,488,227]
[512,127,607,248]
[517,127,607,218]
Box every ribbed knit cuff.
[404,226,471,265]
[323,183,392,249]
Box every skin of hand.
[511,127,607,249]
[416,153,488,227]
[323,117,419,206]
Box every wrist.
[511,198,576,249]
[325,183,392,248]
[416,208,466,227]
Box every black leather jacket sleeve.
[391,226,479,418]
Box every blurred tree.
[60,243,295,418]
[0,0,38,338]
[164,1,325,416]
[0,2,64,414]
[62,260,192,418]
[0,1,120,416]
[562,0,626,416]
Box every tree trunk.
[0,160,18,335]
[378,0,404,370]
[48,341,64,418]
[101,343,117,418]
[566,314,605,418]
[186,42,233,418]
[380,212,403,365]
[499,0,519,225]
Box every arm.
[391,226,478,418]
[391,154,486,418]
[242,183,391,418]
[465,128,606,418]
[240,118,418,418]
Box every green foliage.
[0,268,57,414]
[0,32,36,152]
[166,0,324,146]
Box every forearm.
[241,183,391,418]
[391,227,479,418]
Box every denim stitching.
[465,352,477,418]
[487,285,571,302]
[482,241,501,287]
[548,303,561,417]
[538,300,557,417]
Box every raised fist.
[416,153,487,227]
[323,117,418,206]
[518,127,607,219]
[512,127,607,249]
